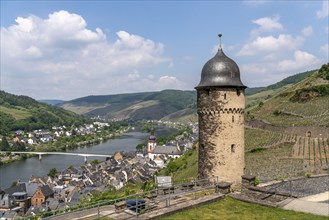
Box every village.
[0,121,198,219]
[0,121,129,164]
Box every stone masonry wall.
[197,87,245,183]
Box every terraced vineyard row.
[255,97,329,126]
[245,128,296,151]
[245,143,304,182]
[281,97,329,117]
[292,136,329,173]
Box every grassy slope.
[246,84,293,110]
[0,91,87,134]
[60,90,197,121]
[157,148,198,183]
[160,197,327,220]
[249,71,329,126]
[0,105,31,120]
[246,70,316,110]
[60,103,108,115]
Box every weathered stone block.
[242,174,256,186]
[217,181,232,194]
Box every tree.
[11,142,26,151]
[11,180,18,187]
[91,159,100,165]
[319,63,329,80]
[136,144,144,151]
[48,168,57,178]
[0,137,10,151]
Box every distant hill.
[0,91,88,135]
[39,99,65,105]
[248,63,329,126]
[245,87,265,96]
[59,90,197,121]
[59,68,320,122]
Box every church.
[147,131,182,161]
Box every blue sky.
[1,0,328,100]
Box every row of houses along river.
[0,126,176,189]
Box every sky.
[1,0,328,100]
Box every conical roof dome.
[196,48,246,89]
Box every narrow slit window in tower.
[231,144,235,153]
[224,93,226,99]
[232,115,234,122]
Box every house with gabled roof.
[31,185,54,207]
[0,190,16,211]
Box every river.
[0,126,176,189]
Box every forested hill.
[0,91,88,135]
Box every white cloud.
[320,44,329,55]
[317,1,329,18]
[252,15,283,32]
[302,25,313,37]
[1,10,172,99]
[240,50,321,87]
[158,75,181,86]
[155,75,185,91]
[278,50,320,71]
[237,34,303,56]
[25,46,43,58]
[128,70,140,80]
[234,10,326,87]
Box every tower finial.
[218,33,222,50]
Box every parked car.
[126,199,145,213]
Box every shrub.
[273,110,281,116]
[290,85,329,102]
[318,63,329,80]
[278,175,285,182]
[305,172,312,178]
[250,147,265,153]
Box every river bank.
[0,125,131,165]
[0,126,177,188]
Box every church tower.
[195,35,246,183]
[147,129,156,159]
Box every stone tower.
[195,35,246,183]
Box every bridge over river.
[0,126,176,188]
[0,151,112,162]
